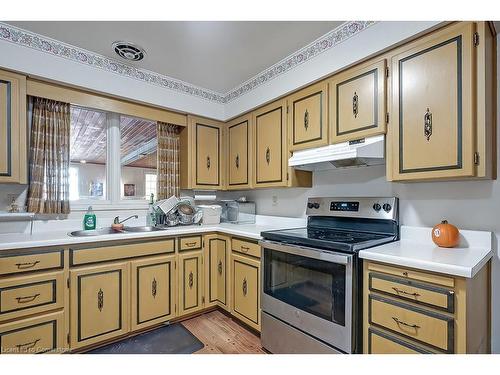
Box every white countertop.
[359,226,493,278]
[0,215,306,252]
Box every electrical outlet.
[272,195,278,206]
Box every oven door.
[260,240,353,353]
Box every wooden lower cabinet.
[0,270,65,323]
[69,262,129,350]
[204,234,230,310]
[231,252,261,331]
[178,251,204,317]
[364,260,490,354]
[131,255,176,331]
[0,311,65,354]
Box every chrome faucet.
[113,215,139,225]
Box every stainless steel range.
[259,197,399,354]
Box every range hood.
[288,135,385,171]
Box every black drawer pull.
[16,338,40,351]
[392,316,420,329]
[97,288,104,312]
[16,293,41,304]
[15,261,40,270]
[152,278,157,298]
[392,287,420,298]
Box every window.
[66,106,159,208]
[120,115,157,200]
[69,106,107,201]
[145,173,157,199]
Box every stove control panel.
[330,201,359,212]
[306,197,398,221]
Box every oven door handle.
[258,240,352,265]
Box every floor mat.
[87,323,204,354]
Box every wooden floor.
[181,310,266,354]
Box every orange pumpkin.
[432,220,460,248]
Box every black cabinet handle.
[424,108,432,141]
[242,278,248,296]
[353,92,359,118]
[235,154,239,169]
[189,272,194,289]
[207,156,211,169]
[15,261,40,270]
[392,316,420,329]
[218,260,223,275]
[304,109,309,130]
[152,278,157,298]
[16,293,40,304]
[97,288,104,312]
[265,147,270,165]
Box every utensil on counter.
[432,220,460,248]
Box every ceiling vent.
[112,41,146,61]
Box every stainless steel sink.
[69,228,122,237]
[69,226,166,237]
[122,226,164,232]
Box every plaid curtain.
[26,97,71,214]
[157,122,181,199]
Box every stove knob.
[313,203,320,209]
[373,203,381,212]
[382,203,392,212]
[307,203,314,209]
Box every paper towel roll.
[194,194,217,201]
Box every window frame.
[69,109,152,211]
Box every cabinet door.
[329,59,386,144]
[253,100,287,187]
[390,22,475,180]
[0,311,65,354]
[0,69,27,184]
[69,262,129,350]
[227,114,252,189]
[204,234,230,310]
[178,251,203,316]
[231,253,260,331]
[131,255,176,331]
[191,117,224,188]
[288,81,328,151]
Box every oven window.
[264,249,346,326]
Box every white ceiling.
[7,21,343,93]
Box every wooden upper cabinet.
[253,100,287,187]
[227,114,252,189]
[390,22,476,181]
[0,69,27,184]
[287,81,328,151]
[180,115,224,190]
[329,59,386,144]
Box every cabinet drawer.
[0,311,65,354]
[0,271,64,321]
[0,249,63,276]
[178,236,202,251]
[70,239,174,265]
[232,238,260,258]
[369,272,455,313]
[369,294,454,353]
[367,262,454,288]
[232,253,260,330]
[368,328,433,354]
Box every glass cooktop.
[260,227,396,252]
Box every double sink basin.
[69,226,165,237]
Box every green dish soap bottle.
[83,206,96,230]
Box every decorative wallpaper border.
[0,21,376,104]
[224,21,376,102]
